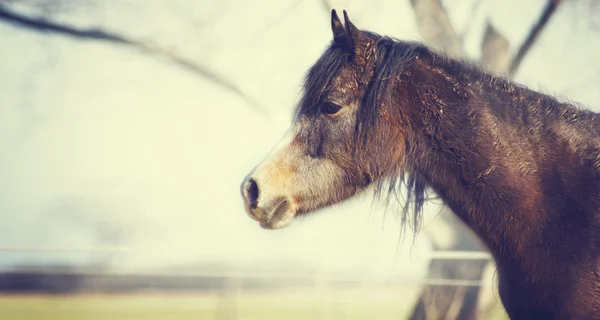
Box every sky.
[0,0,599,280]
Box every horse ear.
[331,9,347,44]
[332,10,360,52]
[343,10,360,41]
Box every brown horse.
[240,10,600,319]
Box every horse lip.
[258,199,294,229]
[246,208,264,222]
[268,199,289,219]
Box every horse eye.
[320,102,342,115]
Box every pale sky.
[0,0,599,280]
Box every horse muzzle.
[240,177,295,229]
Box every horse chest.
[497,265,600,319]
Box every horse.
[240,9,600,319]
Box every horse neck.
[397,55,553,263]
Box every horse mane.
[355,36,427,235]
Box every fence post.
[313,266,332,320]
[216,267,241,320]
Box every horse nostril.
[245,179,260,208]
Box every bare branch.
[0,4,268,115]
[459,0,484,42]
[318,0,332,14]
[481,20,510,75]
[409,0,462,58]
[509,0,563,77]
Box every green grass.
[0,288,509,320]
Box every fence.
[0,246,491,279]
[0,246,495,319]
[0,245,491,285]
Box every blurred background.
[0,0,599,319]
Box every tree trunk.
[409,208,491,320]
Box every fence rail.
[0,246,492,259]
[0,246,492,288]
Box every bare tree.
[0,1,267,115]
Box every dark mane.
[354,35,424,146]
[355,36,426,234]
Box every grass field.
[0,288,509,320]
